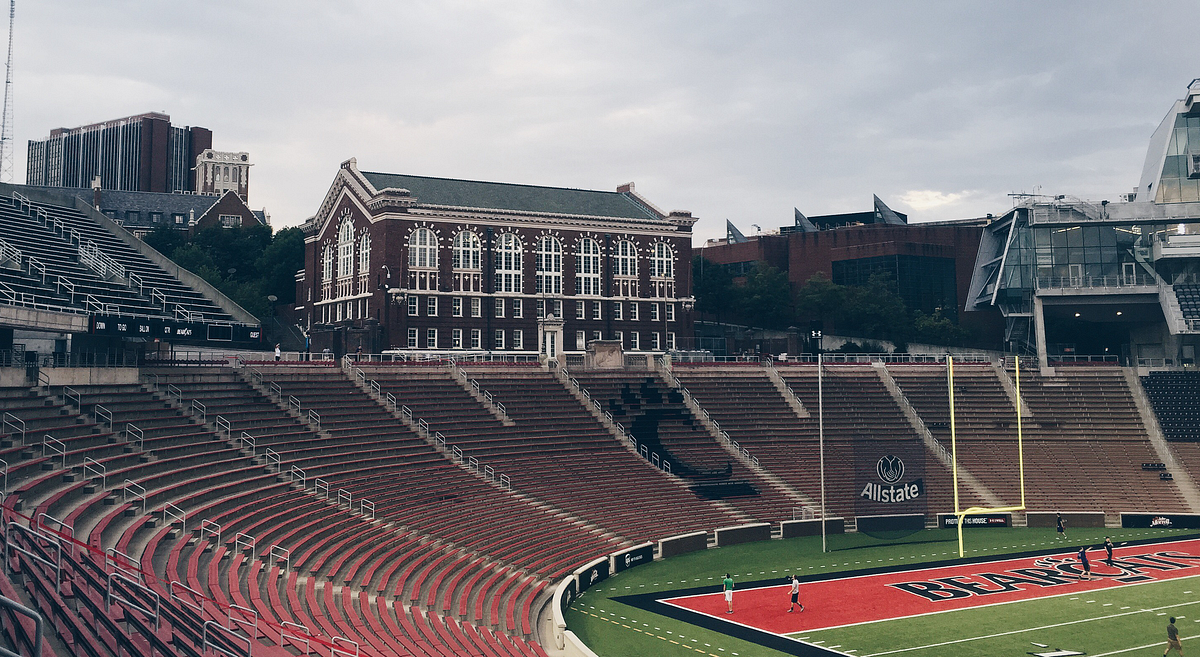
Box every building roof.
[96,188,226,217]
[359,171,661,220]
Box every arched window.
[613,239,638,297]
[322,244,333,282]
[651,242,673,279]
[452,231,481,270]
[494,233,523,293]
[614,240,637,277]
[536,236,563,295]
[577,238,601,296]
[337,220,354,279]
[409,227,438,269]
[359,234,371,274]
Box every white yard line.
[857,599,1200,656]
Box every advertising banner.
[612,543,654,574]
[1122,513,1200,529]
[939,513,1011,529]
[90,314,262,344]
[575,557,610,593]
[855,440,927,534]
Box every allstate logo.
[877,455,905,484]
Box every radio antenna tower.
[0,0,15,182]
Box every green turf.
[566,527,1199,657]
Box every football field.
[566,528,1200,657]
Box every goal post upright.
[952,354,1027,558]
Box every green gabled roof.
[360,171,661,221]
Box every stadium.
[2,55,1200,657]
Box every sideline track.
[613,534,1200,657]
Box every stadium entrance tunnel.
[1041,297,1165,362]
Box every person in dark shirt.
[1056,513,1066,539]
[1165,616,1183,656]
[1104,536,1115,567]
[1077,547,1091,581]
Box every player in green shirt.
[723,574,735,613]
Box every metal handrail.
[0,592,44,657]
[2,413,24,445]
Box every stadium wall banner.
[715,522,771,547]
[574,556,609,593]
[1122,513,1200,529]
[90,314,262,344]
[938,513,1011,529]
[611,542,655,574]
[1027,511,1105,528]
[659,530,708,558]
[780,517,845,538]
[855,443,927,519]
[856,513,926,533]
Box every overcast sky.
[11,1,1199,242]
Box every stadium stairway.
[459,363,747,543]
[15,195,235,322]
[569,370,801,524]
[247,363,618,643]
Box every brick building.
[298,159,696,357]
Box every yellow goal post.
[949,354,1026,558]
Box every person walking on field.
[787,575,803,613]
[1056,513,1066,539]
[1076,546,1091,581]
[723,574,735,613]
[1166,616,1183,656]
[1104,536,1115,567]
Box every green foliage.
[145,225,303,321]
[692,256,735,318]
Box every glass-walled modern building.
[969,79,1200,367]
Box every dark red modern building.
[701,197,1003,341]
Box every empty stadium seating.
[0,193,238,327]
[570,370,798,522]
[1174,284,1200,321]
[4,357,1200,657]
[1142,371,1200,441]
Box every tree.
[143,224,304,321]
[736,263,794,329]
[692,256,735,319]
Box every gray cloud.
[11,1,1198,241]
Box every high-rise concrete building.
[26,112,212,193]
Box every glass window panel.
[1051,228,1067,248]
[1099,227,1117,247]
[1066,227,1083,248]
[1034,228,1050,247]
[1164,179,1183,203]
[1083,226,1100,248]
[1182,179,1200,203]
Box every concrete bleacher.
[889,364,1188,515]
[571,370,798,523]
[458,363,748,541]
[5,358,1198,657]
[0,192,240,330]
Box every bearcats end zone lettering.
[657,538,1200,636]
[890,550,1200,601]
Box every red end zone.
[661,538,1200,635]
